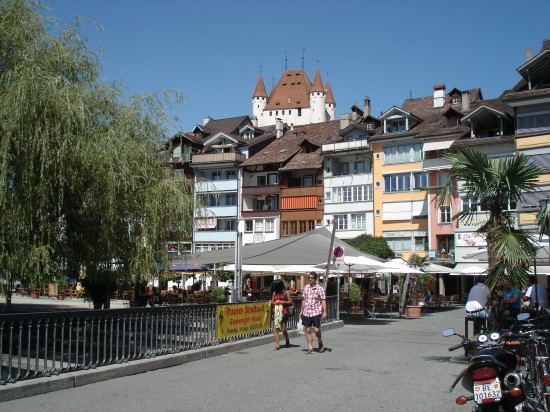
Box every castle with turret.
[252,68,336,127]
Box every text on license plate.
[474,378,502,404]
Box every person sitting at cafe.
[150,286,163,306]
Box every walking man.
[300,272,327,354]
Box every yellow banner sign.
[216,302,271,339]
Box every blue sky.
[46,0,550,135]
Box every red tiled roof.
[265,69,312,110]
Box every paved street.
[1,306,471,412]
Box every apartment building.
[190,116,275,252]
[504,40,550,230]
[322,100,379,239]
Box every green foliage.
[432,148,542,289]
[345,234,395,260]
[399,254,435,306]
[57,279,68,293]
[342,282,361,301]
[0,1,194,308]
[207,286,226,304]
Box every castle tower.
[252,72,268,122]
[325,81,336,121]
[309,68,326,123]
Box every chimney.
[203,116,212,126]
[433,83,446,108]
[351,111,358,121]
[461,91,470,112]
[275,118,283,139]
[525,48,533,62]
[340,113,351,130]
[364,97,371,117]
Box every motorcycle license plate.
[474,378,502,404]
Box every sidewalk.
[0,307,468,411]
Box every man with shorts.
[300,272,327,354]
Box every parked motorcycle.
[443,313,530,412]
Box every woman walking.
[271,280,292,350]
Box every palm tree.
[434,148,542,289]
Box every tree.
[433,148,542,289]
[0,0,194,308]
[345,234,395,260]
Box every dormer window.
[452,96,461,105]
[388,119,406,133]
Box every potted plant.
[57,279,68,300]
[342,282,362,313]
[400,254,435,317]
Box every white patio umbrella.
[450,264,488,276]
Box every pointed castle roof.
[325,82,335,104]
[310,68,324,93]
[252,73,267,98]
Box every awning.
[450,263,488,276]
[423,136,457,152]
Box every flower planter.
[404,305,422,318]
[30,291,39,299]
[58,294,65,300]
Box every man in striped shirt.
[300,272,327,354]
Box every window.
[386,237,412,251]
[517,111,550,133]
[343,187,352,202]
[351,213,366,229]
[268,173,278,185]
[227,194,236,205]
[245,220,253,232]
[257,199,265,210]
[255,220,264,232]
[266,196,276,210]
[265,219,274,232]
[339,162,350,175]
[383,143,422,164]
[414,237,428,251]
[353,186,364,201]
[437,173,450,187]
[303,175,313,186]
[412,143,423,161]
[335,215,348,230]
[212,171,221,180]
[413,172,428,189]
[452,96,461,105]
[257,176,266,186]
[439,206,452,223]
[390,119,406,132]
[384,173,411,192]
[226,170,236,180]
[298,108,302,117]
[354,161,365,174]
[332,185,372,202]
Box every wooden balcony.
[192,152,246,164]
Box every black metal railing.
[0,296,337,385]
